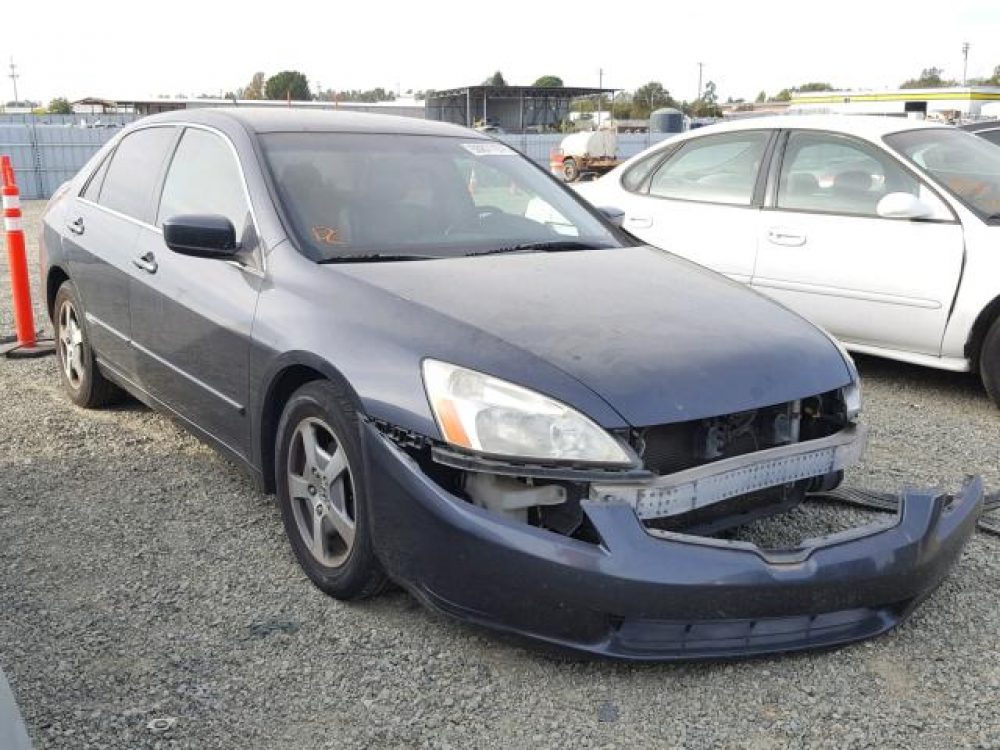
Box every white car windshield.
[885,128,1000,221]
[261,133,621,260]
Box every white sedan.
[576,115,1000,405]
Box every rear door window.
[98,127,177,223]
[646,131,768,205]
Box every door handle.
[625,215,653,229]
[766,228,807,247]
[132,252,158,274]
[67,217,85,235]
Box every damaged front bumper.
[363,423,984,660]
[590,424,868,520]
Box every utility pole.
[8,57,20,106]
[962,42,970,85]
[696,62,704,101]
[597,68,603,128]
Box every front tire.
[980,316,1000,407]
[53,280,122,408]
[275,380,387,600]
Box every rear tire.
[562,158,579,182]
[53,280,123,408]
[275,380,387,600]
[979,316,1000,407]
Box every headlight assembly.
[422,359,633,466]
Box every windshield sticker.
[311,226,344,245]
[461,142,516,156]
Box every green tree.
[631,81,677,118]
[47,97,72,114]
[968,65,1000,86]
[769,83,835,103]
[702,80,718,104]
[240,72,266,100]
[610,92,633,120]
[684,81,722,117]
[755,90,767,103]
[533,75,563,88]
[265,70,311,101]
[689,81,722,117]
[900,67,954,89]
[797,82,834,92]
[483,71,508,87]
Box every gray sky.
[4,0,999,104]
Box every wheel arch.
[965,293,1000,369]
[46,264,71,321]
[255,352,364,494]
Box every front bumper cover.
[363,423,984,660]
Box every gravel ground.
[1,200,998,749]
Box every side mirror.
[162,214,239,258]
[597,205,625,228]
[876,192,935,220]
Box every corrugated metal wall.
[0,123,127,199]
[1,122,677,200]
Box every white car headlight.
[422,359,633,465]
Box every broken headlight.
[422,359,633,465]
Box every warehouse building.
[788,86,1000,119]
[424,85,616,132]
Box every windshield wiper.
[317,253,437,264]
[464,240,613,257]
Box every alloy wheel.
[286,417,357,567]
[57,300,85,389]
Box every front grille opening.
[633,390,848,477]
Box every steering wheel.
[443,205,504,236]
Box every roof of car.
[694,114,954,139]
[139,107,482,138]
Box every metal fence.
[1,118,675,200]
[0,113,139,126]
[498,132,676,165]
[0,123,131,199]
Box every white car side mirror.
[876,192,935,220]
[597,206,626,227]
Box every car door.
[611,130,773,282]
[752,130,964,355]
[63,127,177,375]
[129,125,263,458]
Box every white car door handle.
[767,228,807,247]
[626,215,653,229]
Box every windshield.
[261,132,623,260]
[885,128,1000,221]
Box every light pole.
[697,62,704,101]
[962,42,970,85]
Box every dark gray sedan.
[39,108,981,659]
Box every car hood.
[334,246,853,427]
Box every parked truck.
[549,130,620,182]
